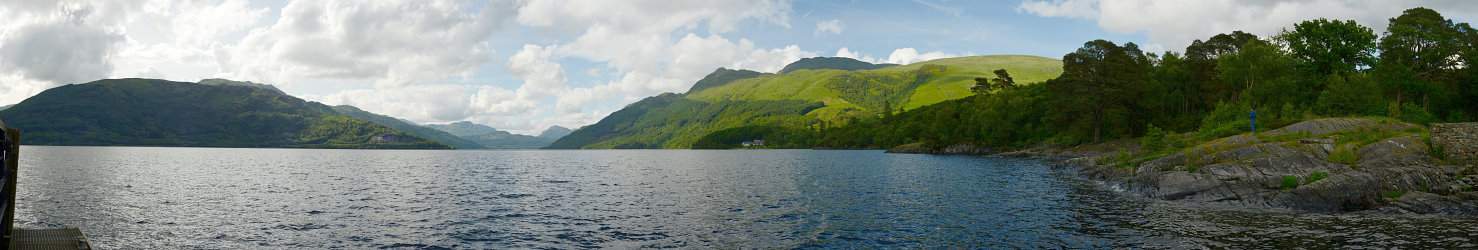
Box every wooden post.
[2,125,14,248]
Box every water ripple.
[10,147,1478,248]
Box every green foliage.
[1306,172,1330,184]
[1218,40,1306,109]
[1276,18,1378,76]
[1281,175,1301,189]
[1396,102,1437,124]
[1096,150,1138,170]
[1141,124,1167,151]
[1183,148,1204,171]
[972,69,1017,96]
[1384,191,1407,199]
[1330,143,1360,165]
[1316,73,1384,116]
[1196,101,1253,138]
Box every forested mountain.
[0,78,449,149]
[546,55,1062,149]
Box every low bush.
[1305,172,1330,184]
[1281,175,1300,189]
[1330,143,1359,165]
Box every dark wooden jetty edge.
[1,120,91,250]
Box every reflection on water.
[13,146,1478,248]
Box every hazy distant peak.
[539,125,573,139]
[426,121,504,137]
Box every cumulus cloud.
[509,0,806,117]
[1018,0,1478,52]
[221,0,517,88]
[0,3,124,88]
[835,47,880,64]
[1016,0,1099,19]
[884,48,962,65]
[814,19,844,37]
[835,47,963,65]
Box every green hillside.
[0,78,449,149]
[548,55,1062,149]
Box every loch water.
[14,146,1478,248]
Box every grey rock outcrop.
[1059,118,1478,214]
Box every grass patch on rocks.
[1305,172,1330,184]
[1281,175,1300,189]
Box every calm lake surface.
[13,146,1478,248]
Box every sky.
[1,0,1476,135]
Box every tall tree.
[1216,40,1302,108]
[990,69,1017,90]
[1277,18,1378,76]
[1051,40,1148,143]
[1378,7,1467,111]
[1186,31,1262,110]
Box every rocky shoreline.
[891,118,1478,215]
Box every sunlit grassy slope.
[690,55,1059,105]
[549,55,1062,149]
[687,55,1061,121]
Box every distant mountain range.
[422,121,569,149]
[547,55,1063,149]
[0,55,1059,150]
[0,78,580,149]
[0,78,449,149]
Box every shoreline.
[889,118,1478,216]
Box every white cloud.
[164,0,268,47]
[1016,0,1100,19]
[221,0,516,88]
[814,19,844,37]
[1018,0,1478,52]
[0,3,125,89]
[136,66,165,79]
[835,47,880,64]
[884,48,962,65]
[508,0,806,116]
